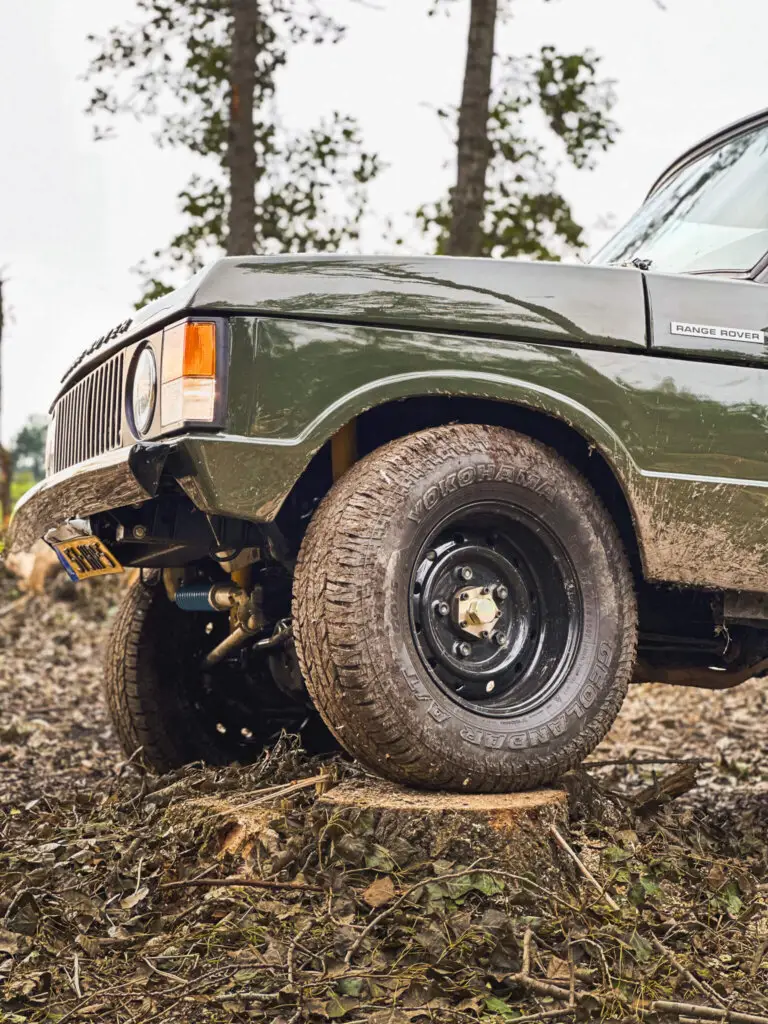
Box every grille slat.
[51,352,125,475]
[90,373,98,461]
[75,381,83,466]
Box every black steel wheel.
[105,578,331,773]
[409,502,581,717]
[294,424,637,792]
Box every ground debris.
[1,572,768,1022]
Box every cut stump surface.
[318,778,568,876]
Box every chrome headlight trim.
[130,346,158,437]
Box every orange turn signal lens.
[160,319,219,427]
[161,321,217,384]
[183,322,216,377]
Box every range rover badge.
[670,321,766,345]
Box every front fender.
[183,317,768,592]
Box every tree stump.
[316,778,568,878]
[4,539,62,595]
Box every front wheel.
[293,424,637,792]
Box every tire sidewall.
[367,444,622,763]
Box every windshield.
[592,121,768,274]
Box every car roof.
[646,106,768,199]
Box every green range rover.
[11,107,768,791]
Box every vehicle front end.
[10,311,265,572]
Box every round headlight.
[131,346,157,436]
[45,414,56,476]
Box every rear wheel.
[105,578,327,772]
[293,424,637,792]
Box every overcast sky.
[0,0,765,442]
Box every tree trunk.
[445,0,498,257]
[227,0,259,256]
[0,277,10,524]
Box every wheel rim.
[175,613,300,759]
[408,500,583,718]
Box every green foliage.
[84,0,382,304]
[11,415,48,483]
[418,19,619,259]
[10,472,35,505]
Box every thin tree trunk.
[227,0,259,255]
[445,0,498,257]
[0,276,11,523]
[0,276,4,447]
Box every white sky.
[0,0,765,442]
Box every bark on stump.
[317,778,568,878]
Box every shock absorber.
[174,582,240,613]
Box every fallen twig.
[142,956,187,985]
[550,824,620,911]
[508,972,575,1003]
[584,757,711,768]
[550,825,725,1008]
[522,925,532,976]
[632,762,700,813]
[0,593,31,619]
[648,932,726,1009]
[650,1001,768,1024]
[161,876,322,893]
[505,1011,577,1024]
[287,922,312,986]
[202,774,331,816]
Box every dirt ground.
[1,572,768,1023]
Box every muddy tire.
[105,579,311,772]
[293,424,636,792]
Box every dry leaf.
[0,929,21,955]
[362,876,396,908]
[120,885,149,910]
[546,954,570,980]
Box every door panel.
[647,272,768,364]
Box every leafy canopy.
[85,0,382,304]
[419,1,619,259]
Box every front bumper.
[8,442,175,552]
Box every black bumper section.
[8,442,178,553]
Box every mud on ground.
[1,571,767,1022]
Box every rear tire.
[293,424,636,792]
[105,578,327,772]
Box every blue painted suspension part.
[174,583,236,612]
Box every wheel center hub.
[453,586,502,639]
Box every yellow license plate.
[51,535,124,581]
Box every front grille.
[51,351,125,474]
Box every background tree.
[0,276,10,521]
[419,0,619,259]
[85,0,382,304]
[11,415,48,485]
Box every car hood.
[61,255,648,389]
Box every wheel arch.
[277,391,646,581]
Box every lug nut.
[457,642,472,658]
[426,550,437,562]
[486,680,496,693]
[493,632,507,647]
[436,601,450,617]
[458,566,473,581]
[495,585,509,601]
